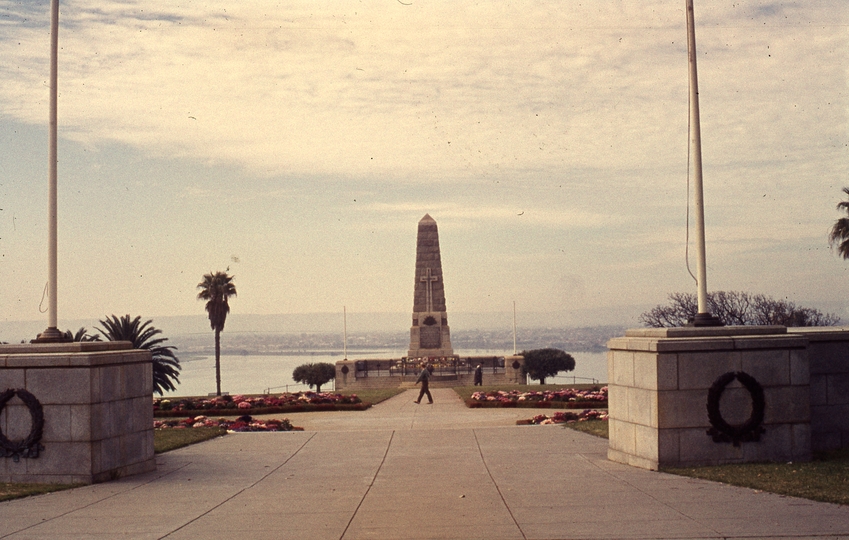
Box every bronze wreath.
[0,388,45,462]
[706,371,765,447]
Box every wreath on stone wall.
[0,388,45,462]
[706,371,765,447]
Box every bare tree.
[640,291,840,328]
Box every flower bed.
[517,409,609,425]
[154,392,368,417]
[154,415,303,432]
[466,387,607,409]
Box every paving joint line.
[158,432,317,539]
[0,461,194,539]
[339,430,395,540]
[574,450,725,538]
[472,428,528,540]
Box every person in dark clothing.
[414,363,433,404]
[473,364,483,386]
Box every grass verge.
[1,428,225,503]
[352,388,405,405]
[0,482,82,503]
[663,449,849,506]
[154,427,227,453]
[563,419,609,439]
[563,419,849,506]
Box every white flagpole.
[686,0,722,327]
[35,0,65,342]
[343,306,348,360]
[512,301,517,355]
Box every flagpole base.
[686,313,725,327]
[32,327,71,343]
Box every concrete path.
[1,389,848,539]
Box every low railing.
[550,375,601,385]
[354,356,507,378]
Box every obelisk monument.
[408,214,454,358]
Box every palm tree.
[829,187,849,259]
[63,327,101,342]
[96,315,181,395]
[197,271,237,396]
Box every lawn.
[663,449,849,506]
[0,482,83,503]
[352,388,405,404]
[0,427,228,503]
[564,419,609,438]
[562,420,849,506]
[153,426,227,453]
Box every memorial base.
[607,326,811,470]
[0,342,155,484]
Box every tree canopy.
[197,271,237,333]
[520,348,576,385]
[640,291,840,328]
[292,362,336,392]
[96,315,181,395]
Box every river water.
[163,350,608,398]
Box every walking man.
[414,362,433,404]
[474,364,483,386]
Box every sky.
[1,1,848,336]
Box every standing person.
[414,362,433,404]
[474,364,483,386]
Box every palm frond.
[97,314,181,396]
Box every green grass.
[563,419,849,506]
[0,482,83,503]
[564,419,609,439]
[663,449,849,506]
[353,388,405,404]
[1,428,226,503]
[154,427,227,453]
[564,420,849,505]
[453,383,602,401]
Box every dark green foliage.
[520,348,576,384]
[197,271,237,396]
[829,187,849,260]
[63,327,101,342]
[640,291,840,328]
[96,315,181,396]
[292,362,336,392]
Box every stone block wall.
[0,342,155,484]
[788,328,849,452]
[608,327,811,470]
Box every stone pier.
[0,341,155,484]
[607,325,849,470]
[607,326,811,470]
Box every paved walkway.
[1,389,848,539]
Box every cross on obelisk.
[420,267,438,313]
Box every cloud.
[1,1,847,323]
[6,0,840,180]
